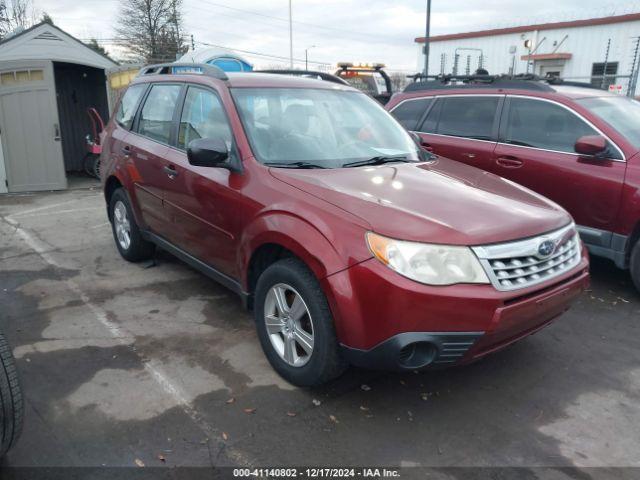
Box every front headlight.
[366,232,489,286]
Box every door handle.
[496,156,524,168]
[54,124,61,141]
[462,152,476,159]
[121,145,131,156]
[163,165,178,178]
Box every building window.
[591,62,618,89]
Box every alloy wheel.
[264,283,314,367]
[113,200,131,250]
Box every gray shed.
[0,22,117,193]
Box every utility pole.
[305,45,316,70]
[423,0,431,77]
[191,34,195,51]
[289,0,294,68]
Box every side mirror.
[575,135,607,157]
[187,138,229,167]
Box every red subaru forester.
[101,64,589,386]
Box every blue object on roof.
[209,57,252,72]
[178,48,253,72]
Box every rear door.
[414,95,503,171]
[127,83,182,236]
[491,95,626,234]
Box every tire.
[631,239,640,293]
[109,188,155,262]
[83,153,100,179]
[0,332,23,457]
[254,258,347,387]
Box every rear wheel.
[109,188,155,262]
[83,153,100,179]
[0,331,23,457]
[630,239,640,293]
[254,258,347,387]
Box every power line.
[194,40,331,66]
[193,0,383,42]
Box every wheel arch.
[240,212,347,299]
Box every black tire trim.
[630,239,640,292]
[0,332,23,457]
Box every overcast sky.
[32,0,640,71]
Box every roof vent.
[34,31,63,41]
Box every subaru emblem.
[537,239,556,258]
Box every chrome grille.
[471,224,581,292]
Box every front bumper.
[323,247,589,371]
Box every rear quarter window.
[115,84,147,129]
[391,98,432,130]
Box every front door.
[0,61,66,192]
[162,85,240,278]
[491,96,626,233]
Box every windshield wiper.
[264,161,326,169]
[342,156,413,168]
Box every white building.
[415,13,640,94]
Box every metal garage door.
[0,61,66,192]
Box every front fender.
[238,211,368,290]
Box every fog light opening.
[398,342,437,369]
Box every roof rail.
[405,72,607,93]
[403,73,555,93]
[544,77,602,90]
[138,62,228,81]
[255,69,349,86]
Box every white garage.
[0,22,117,193]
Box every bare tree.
[0,0,38,40]
[390,72,409,92]
[115,0,186,63]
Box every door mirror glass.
[187,138,229,167]
[575,135,608,157]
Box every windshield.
[576,96,640,148]
[231,88,421,168]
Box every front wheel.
[630,239,640,293]
[254,258,347,387]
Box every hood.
[270,158,572,246]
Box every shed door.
[0,61,66,192]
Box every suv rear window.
[436,96,499,140]
[137,84,181,144]
[116,84,146,129]
[391,98,432,130]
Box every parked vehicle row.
[387,78,640,291]
[101,64,589,386]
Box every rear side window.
[116,84,146,129]
[137,84,181,144]
[178,87,232,150]
[437,96,499,140]
[391,98,432,130]
[504,98,598,153]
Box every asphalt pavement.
[1,187,638,475]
